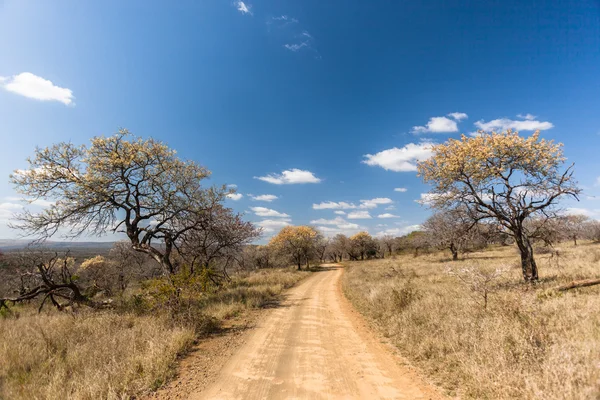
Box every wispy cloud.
[284,42,309,52]
[235,1,252,15]
[255,169,321,184]
[0,72,74,105]
[363,142,433,172]
[394,187,408,192]
[272,15,298,23]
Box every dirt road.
[192,265,441,399]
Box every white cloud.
[474,118,553,132]
[250,207,289,218]
[235,1,252,14]
[250,194,278,202]
[284,42,308,52]
[374,224,422,238]
[313,201,357,210]
[363,142,433,172]
[0,202,23,221]
[272,15,298,23]
[517,113,537,120]
[417,192,455,206]
[0,72,74,105]
[227,184,238,188]
[310,216,347,225]
[394,187,408,192]
[359,197,393,209]
[347,211,372,219]
[412,116,458,133]
[378,213,399,219]
[256,218,291,233]
[448,112,468,121]
[334,210,346,215]
[226,193,243,201]
[385,205,396,210]
[255,169,321,184]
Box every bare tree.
[329,234,350,262]
[10,130,233,275]
[422,208,477,261]
[380,235,396,257]
[0,248,97,312]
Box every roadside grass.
[342,243,600,399]
[0,267,310,400]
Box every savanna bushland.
[1,129,599,399]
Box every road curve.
[192,265,441,400]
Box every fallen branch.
[552,278,600,292]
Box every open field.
[342,243,600,399]
[0,267,310,400]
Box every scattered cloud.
[448,112,468,121]
[310,216,347,225]
[226,193,243,201]
[256,218,291,233]
[347,211,372,219]
[313,201,357,210]
[235,1,252,15]
[363,142,433,172]
[378,213,399,219]
[255,168,321,184]
[385,205,396,210]
[374,224,422,238]
[474,118,553,132]
[394,187,408,193]
[412,116,459,133]
[313,198,392,210]
[359,197,393,209]
[517,113,537,120]
[0,202,23,221]
[565,208,600,219]
[250,194,278,202]
[334,210,346,215]
[227,184,238,189]
[0,72,74,105]
[250,207,289,218]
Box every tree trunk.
[297,262,301,270]
[450,243,458,261]
[515,233,539,282]
[574,237,577,246]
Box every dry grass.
[0,312,194,400]
[0,267,310,400]
[342,243,600,399]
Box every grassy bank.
[342,243,600,399]
[0,267,310,400]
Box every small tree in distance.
[418,130,580,282]
[269,226,319,270]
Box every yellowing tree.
[349,231,376,260]
[269,226,319,270]
[418,130,580,281]
[10,130,234,275]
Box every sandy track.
[192,265,442,400]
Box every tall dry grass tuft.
[342,243,600,399]
[0,312,194,400]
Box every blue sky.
[0,0,599,241]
